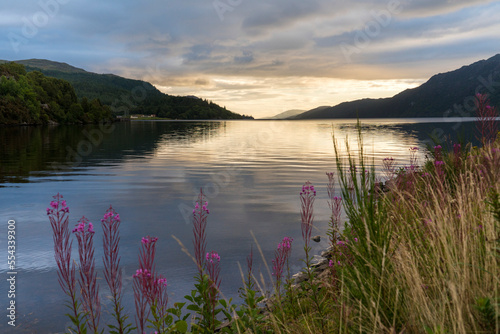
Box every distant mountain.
[265,109,306,119]
[14,59,87,73]
[9,59,162,108]
[291,54,500,119]
[1,59,253,120]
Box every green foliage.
[486,190,500,225]
[0,62,112,125]
[65,298,87,334]
[147,301,189,334]
[106,302,135,334]
[18,59,253,120]
[297,245,329,330]
[164,302,190,333]
[333,120,401,330]
[185,274,225,333]
[143,95,251,120]
[474,297,498,331]
[0,62,27,79]
[232,287,266,332]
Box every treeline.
[138,95,253,119]
[20,60,253,120]
[34,67,161,107]
[0,62,112,125]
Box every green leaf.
[173,320,188,333]
[175,302,186,309]
[187,304,201,312]
[67,313,77,323]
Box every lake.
[0,118,483,333]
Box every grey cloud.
[315,2,492,48]
[234,50,254,64]
[194,78,210,86]
[240,0,339,36]
[2,0,499,113]
[213,81,266,90]
[183,44,215,63]
[401,0,494,17]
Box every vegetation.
[136,95,253,120]
[7,59,253,120]
[47,96,499,333]
[0,62,112,125]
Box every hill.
[2,59,252,120]
[265,109,306,119]
[14,59,87,73]
[0,62,112,125]
[291,54,500,119]
[11,59,161,108]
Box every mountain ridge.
[291,54,500,119]
[0,59,252,120]
[264,109,306,119]
[15,59,88,73]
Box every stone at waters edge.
[216,249,334,331]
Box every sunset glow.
[2,0,499,117]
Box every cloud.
[241,0,325,34]
[183,44,215,63]
[234,50,254,64]
[1,0,499,117]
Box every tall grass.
[382,146,498,332]
[329,122,500,333]
[261,119,499,333]
[331,121,401,332]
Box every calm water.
[0,118,481,333]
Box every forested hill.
[0,62,112,125]
[4,59,252,120]
[14,59,160,107]
[291,53,500,119]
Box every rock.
[321,248,333,258]
[312,235,321,242]
[311,255,329,269]
[384,179,394,191]
[318,267,332,281]
[292,272,308,285]
[315,261,330,272]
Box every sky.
[1,0,500,118]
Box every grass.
[257,123,499,334]
[49,120,499,333]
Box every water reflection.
[0,121,223,185]
[0,118,485,333]
[0,118,481,186]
